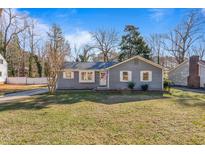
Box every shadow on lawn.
[175,98,205,108]
[0,91,168,112]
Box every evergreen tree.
[119,25,151,61]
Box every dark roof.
[63,61,118,70]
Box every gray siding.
[57,71,100,89]
[168,61,189,86]
[108,59,163,90]
[199,64,205,88]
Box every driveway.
[174,86,205,93]
[0,88,48,103]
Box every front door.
[99,71,107,86]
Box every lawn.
[0,89,204,144]
[0,84,46,96]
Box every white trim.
[107,56,164,70]
[107,70,110,88]
[120,71,132,82]
[99,71,107,86]
[140,71,152,82]
[79,70,95,83]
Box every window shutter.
[140,71,143,81]
[128,71,132,81]
[120,71,123,82]
[71,72,74,79]
[149,71,152,81]
[63,72,66,78]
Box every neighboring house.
[57,56,164,91]
[152,56,179,70]
[168,56,205,88]
[0,54,8,84]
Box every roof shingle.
[63,61,118,70]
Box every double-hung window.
[140,71,152,82]
[79,71,95,83]
[120,71,132,82]
[63,71,74,79]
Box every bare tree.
[28,19,40,77]
[79,45,94,62]
[164,10,205,64]
[147,33,165,64]
[0,9,29,59]
[72,44,80,62]
[192,38,205,60]
[91,28,118,62]
[44,24,70,94]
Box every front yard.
[0,89,204,144]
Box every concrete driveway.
[174,86,205,93]
[0,88,48,103]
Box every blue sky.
[17,8,204,47]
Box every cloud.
[65,29,92,48]
[149,8,174,22]
[149,9,167,22]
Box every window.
[63,71,74,79]
[120,71,132,82]
[0,59,3,64]
[0,71,2,77]
[79,71,95,83]
[140,71,152,82]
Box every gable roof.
[168,60,189,73]
[168,59,205,73]
[63,61,118,70]
[199,60,205,66]
[106,55,164,70]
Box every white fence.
[6,77,48,85]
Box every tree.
[147,33,165,64]
[119,25,151,61]
[192,38,205,60]
[0,9,3,16]
[6,34,21,76]
[92,28,118,62]
[28,19,39,77]
[44,24,70,94]
[164,10,205,64]
[0,9,29,59]
[79,45,94,62]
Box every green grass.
[0,89,205,144]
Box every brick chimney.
[187,56,200,88]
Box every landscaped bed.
[0,89,204,144]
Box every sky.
[17,8,205,48]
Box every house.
[57,56,164,91]
[0,53,8,84]
[168,55,205,88]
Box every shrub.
[141,84,148,91]
[164,79,172,91]
[128,81,135,90]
